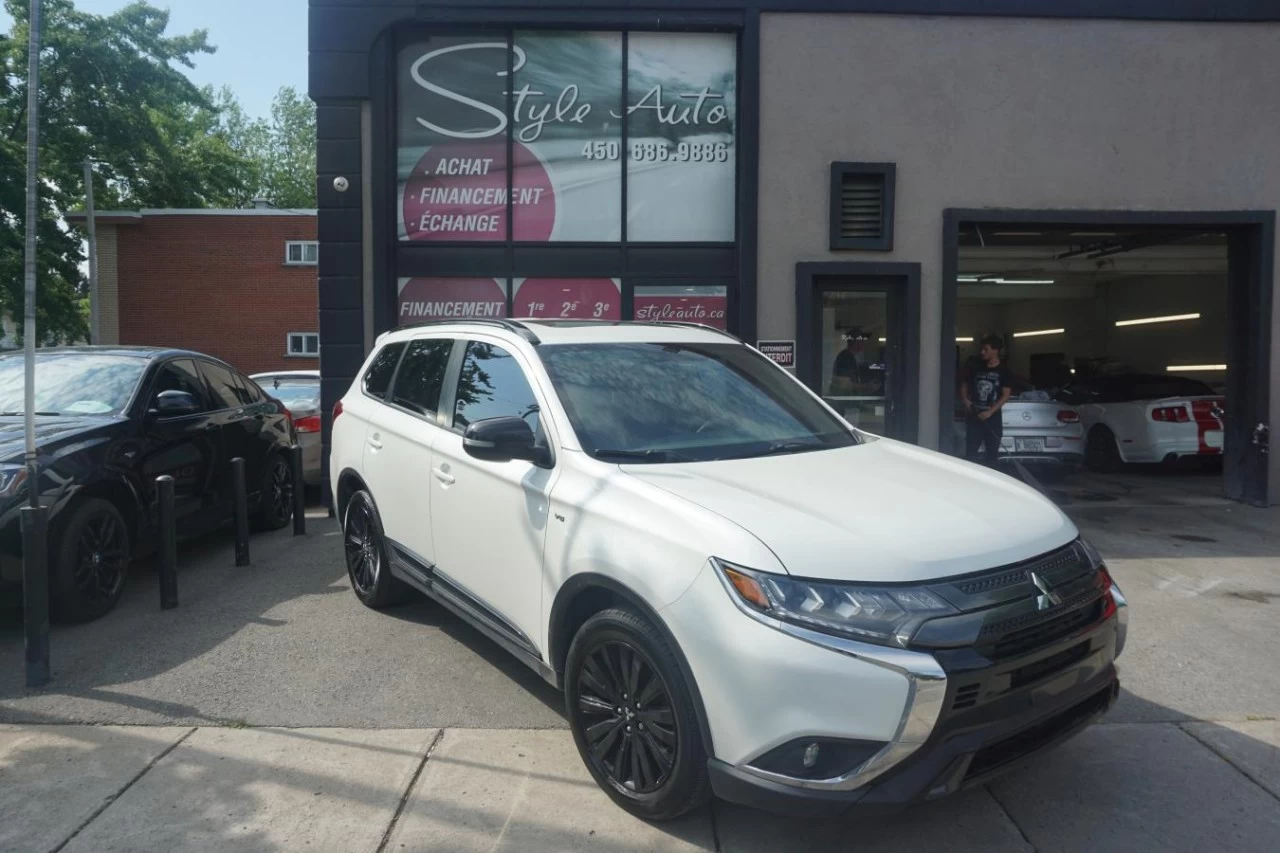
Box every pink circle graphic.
[402,141,555,242]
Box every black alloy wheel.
[52,498,131,623]
[565,607,710,820]
[1086,426,1123,473]
[255,455,293,530]
[342,490,411,608]
[73,510,128,603]
[575,640,679,796]
[344,496,380,597]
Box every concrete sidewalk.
[3,720,1278,853]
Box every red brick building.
[65,208,319,375]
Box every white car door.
[428,337,556,654]
[362,336,455,572]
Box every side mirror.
[462,416,548,466]
[151,389,200,418]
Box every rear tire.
[253,454,293,531]
[1085,426,1123,473]
[51,498,130,623]
[565,607,710,821]
[342,490,411,609]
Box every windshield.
[256,377,320,412]
[538,342,859,463]
[0,352,148,416]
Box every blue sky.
[1,0,308,119]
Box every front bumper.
[706,600,1122,816]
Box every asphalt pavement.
[2,486,1279,851]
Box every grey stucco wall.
[758,13,1280,493]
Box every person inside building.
[830,328,882,395]
[961,334,1013,465]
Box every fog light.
[747,737,886,780]
[802,742,820,769]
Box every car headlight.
[713,559,957,648]
[0,465,27,498]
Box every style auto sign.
[399,37,734,243]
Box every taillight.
[296,414,322,434]
[1056,410,1080,424]
[332,399,344,422]
[1098,567,1117,620]
[1151,406,1190,422]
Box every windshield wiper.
[0,411,60,416]
[756,440,826,457]
[594,448,695,463]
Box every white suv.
[330,319,1128,820]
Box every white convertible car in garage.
[1058,374,1225,471]
[952,381,1085,471]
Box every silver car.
[953,383,1085,470]
[250,370,322,486]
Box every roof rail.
[640,321,742,342]
[395,317,541,344]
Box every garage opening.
[941,213,1273,507]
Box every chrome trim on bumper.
[709,559,947,792]
[1110,582,1128,658]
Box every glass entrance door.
[818,287,903,437]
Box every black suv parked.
[0,347,296,621]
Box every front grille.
[988,598,1104,659]
[964,684,1115,781]
[1009,642,1090,689]
[952,541,1092,597]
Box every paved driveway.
[2,502,1279,852]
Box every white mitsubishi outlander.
[330,319,1128,820]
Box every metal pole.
[157,475,178,609]
[84,158,99,345]
[231,457,250,566]
[290,445,306,536]
[22,0,50,689]
[21,507,49,686]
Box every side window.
[363,342,406,400]
[151,359,207,413]
[453,342,541,435]
[391,339,454,415]
[201,361,247,411]
[240,376,267,404]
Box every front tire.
[52,498,130,623]
[565,607,710,821]
[342,490,411,609]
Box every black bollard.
[231,457,250,566]
[157,475,178,609]
[21,504,50,687]
[290,445,306,536]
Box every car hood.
[0,415,116,463]
[622,438,1077,583]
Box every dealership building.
[309,0,1276,505]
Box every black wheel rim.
[344,501,379,595]
[574,640,678,796]
[72,512,127,602]
[270,461,292,521]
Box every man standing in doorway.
[961,334,1013,465]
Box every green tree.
[234,86,315,209]
[0,0,255,342]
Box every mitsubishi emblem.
[1030,572,1062,611]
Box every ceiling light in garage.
[955,337,974,342]
[1166,364,1227,372]
[1013,328,1066,338]
[1115,312,1201,327]
[993,231,1042,236]
[957,276,1054,285]
[1070,232,1117,237]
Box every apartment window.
[285,241,319,265]
[286,332,319,357]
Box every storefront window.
[633,285,728,329]
[396,30,736,245]
[513,278,622,320]
[397,278,509,325]
[625,33,737,242]
[821,291,890,435]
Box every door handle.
[367,436,383,451]
[432,467,455,485]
